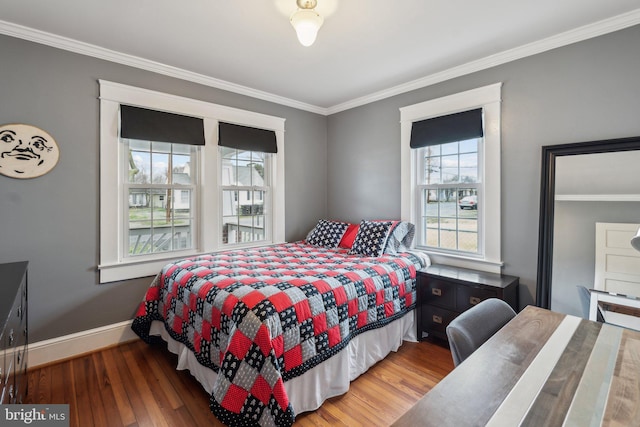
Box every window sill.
[98,240,286,283]
[417,249,504,274]
[99,251,200,283]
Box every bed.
[131,219,428,426]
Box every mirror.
[536,136,640,311]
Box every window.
[418,138,481,253]
[221,147,270,245]
[126,140,198,256]
[400,83,502,272]
[99,80,285,283]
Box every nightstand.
[417,264,518,341]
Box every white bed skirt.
[149,310,417,415]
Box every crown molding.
[1,8,639,116]
[0,20,328,115]
[326,9,640,114]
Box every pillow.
[306,219,350,248]
[338,223,359,248]
[383,221,416,254]
[348,220,396,257]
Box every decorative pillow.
[383,221,416,254]
[338,223,360,248]
[306,219,350,248]
[348,220,396,257]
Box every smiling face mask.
[0,124,60,179]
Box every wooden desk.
[393,306,640,426]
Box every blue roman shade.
[410,108,483,148]
[120,105,205,146]
[218,122,277,153]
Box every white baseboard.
[28,320,139,368]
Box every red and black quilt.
[131,242,425,426]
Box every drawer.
[14,346,27,404]
[456,285,498,311]
[421,305,458,339]
[0,330,6,386]
[421,278,456,310]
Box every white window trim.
[98,80,285,283]
[400,83,502,273]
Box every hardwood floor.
[25,339,454,427]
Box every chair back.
[446,298,516,367]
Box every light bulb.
[290,9,324,47]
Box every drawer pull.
[9,385,14,399]
[9,329,14,345]
[470,296,482,305]
[432,315,443,324]
[17,351,21,364]
[17,306,22,319]
[431,288,442,296]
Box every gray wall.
[327,25,640,309]
[0,35,328,342]
[2,24,640,343]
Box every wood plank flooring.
[25,339,454,427]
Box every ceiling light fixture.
[290,0,324,47]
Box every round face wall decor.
[0,123,60,179]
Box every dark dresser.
[0,261,28,404]
[417,264,518,341]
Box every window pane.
[128,139,148,150]
[222,190,237,216]
[441,155,458,183]
[439,229,457,250]
[172,153,192,184]
[221,148,266,187]
[459,138,478,154]
[174,189,192,219]
[129,148,151,184]
[221,151,236,186]
[223,215,240,244]
[441,142,458,156]
[425,145,440,157]
[151,220,173,252]
[424,189,439,216]
[424,157,441,185]
[220,148,270,246]
[151,151,169,184]
[127,184,194,256]
[172,220,192,250]
[419,185,479,254]
[459,153,478,183]
[458,218,478,252]
[128,221,152,255]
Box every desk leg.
[589,293,598,321]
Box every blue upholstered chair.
[446,298,516,367]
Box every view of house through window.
[419,138,480,253]
[126,139,197,256]
[221,147,269,244]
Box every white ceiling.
[1,0,639,114]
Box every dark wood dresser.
[0,261,28,404]
[417,264,518,341]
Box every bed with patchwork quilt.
[131,220,428,426]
